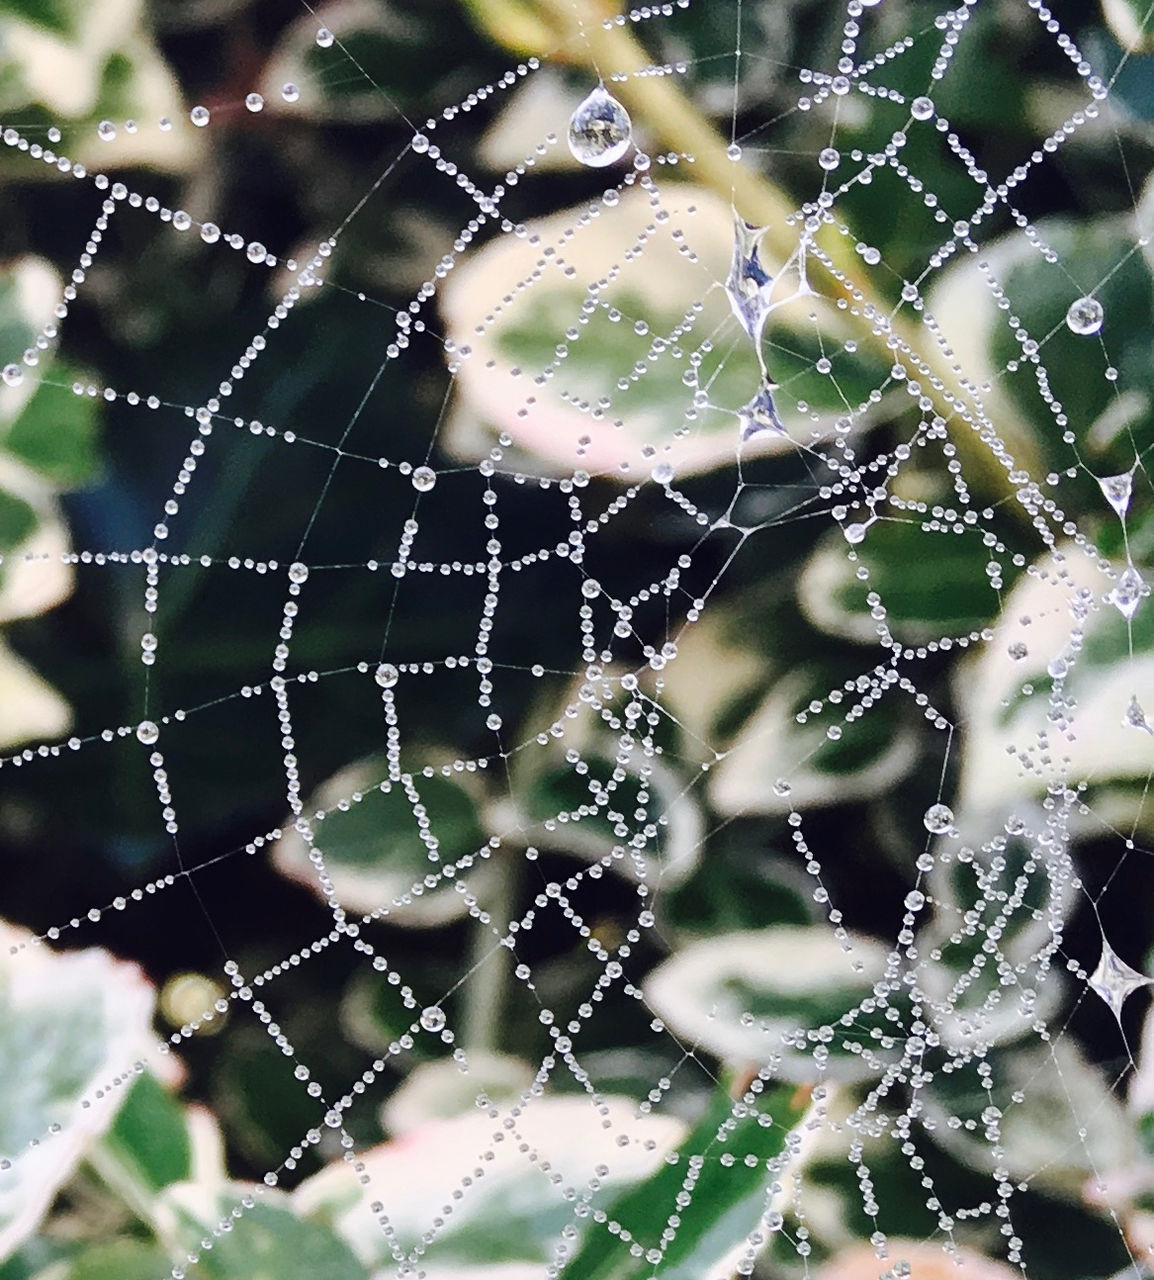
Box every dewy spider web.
[3,0,1154,1277]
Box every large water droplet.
[1099,472,1132,519]
[1089,939,1151,1020]
[420,1006,446,1033]
[1124,693,1152,734]
[568,86,632,168]
[923,803,954,834]
[726,214,775,355]
[136,720,159,745]
[2,363,24,388]
[1111,565,1144,621]
[738,382,786,440]
[412,465,437,492]
[1065,295,1103,335]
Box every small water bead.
[171,210,192,232]
[324,1109,342,1129]
[910,96,935,121]
[246,241,268,264]
[2,364,24,387]
[315,27,334,48]
[1065,295,1103,336]
[818,147,840,171]
[651,462,674,485]
[738,383,786,440]
[486,713,503,731]
[1099,472,1132,519]
[772,778,792,798]
[245,93,264,113]
[200,222,220,245]
[136,720,159,745]
[419,1006,446,1033]
[923,803,954,834]
[1007,641,1028,661]
[727,143,742,161]
[282,83,300,103]
[830,75,851,96]
[1111,566,1144,621]
[375,663,399,688]
[580,578,601,599]
[568,85,633,168]
[190,105,211,128]
[411,466,437,492]
[287,561,309,584]
[97,120,116,141]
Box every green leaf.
[557,1082,810,1280]
[0,490,37,555]
[53,1239,170,1280]
[0,921,158,1262]
[4,368,100,488]
[163,1188,368,1280]
[644,926,900,1083]
[0,0,75,37]
[799,519,1013,645]
[272,759,490,925]
[442,185,891,479]
[102,1072,191,1194]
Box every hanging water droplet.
[245,92,264,113]
[651,462,674,484]
[772,777,792,798]
[375,663,399,688]
[486,713,503,731]
[412,465,436,492]
[136,720,159,745]
[190,105,211,128]
[737,382,786,440]
[1099,472,1132,518]
[1089,939,1151,1020]
[923,803,954,834]
[2,363,24,387]
[282,83,300,104]
[315,27,334,48]
[200,222,221,244]
[1007,641,1028,661]
[1124,693,1152,734]
[287,561,309,584]
[246,241,268,264]
[419,1006,446,1033]
[818,147,840,171]
[726,214,775,353]
[567,85,632,168]
[1065,295,1103,336]
[1111,565,1144,621]
[910,96,935,121]
[323,1109,342,1129]
[97,120,116,141]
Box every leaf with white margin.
[294,1097,685,1277]
[915,806,1071,1053]
[440,184,891,479]
[0,920,160,1263]
[798,520,1010,646]
[381,1053,535,1135]
[272,757,496,926]
[953,545,1154,817]
[921,1037,1136,1192]
[643,926,899,1084]
[708,666,919,816]
[500,674,704,887]
[0,0,194,171]
[157,1181,368,1280]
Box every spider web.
[2,0,1154,1277]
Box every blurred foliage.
[3,0,1154,1278]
